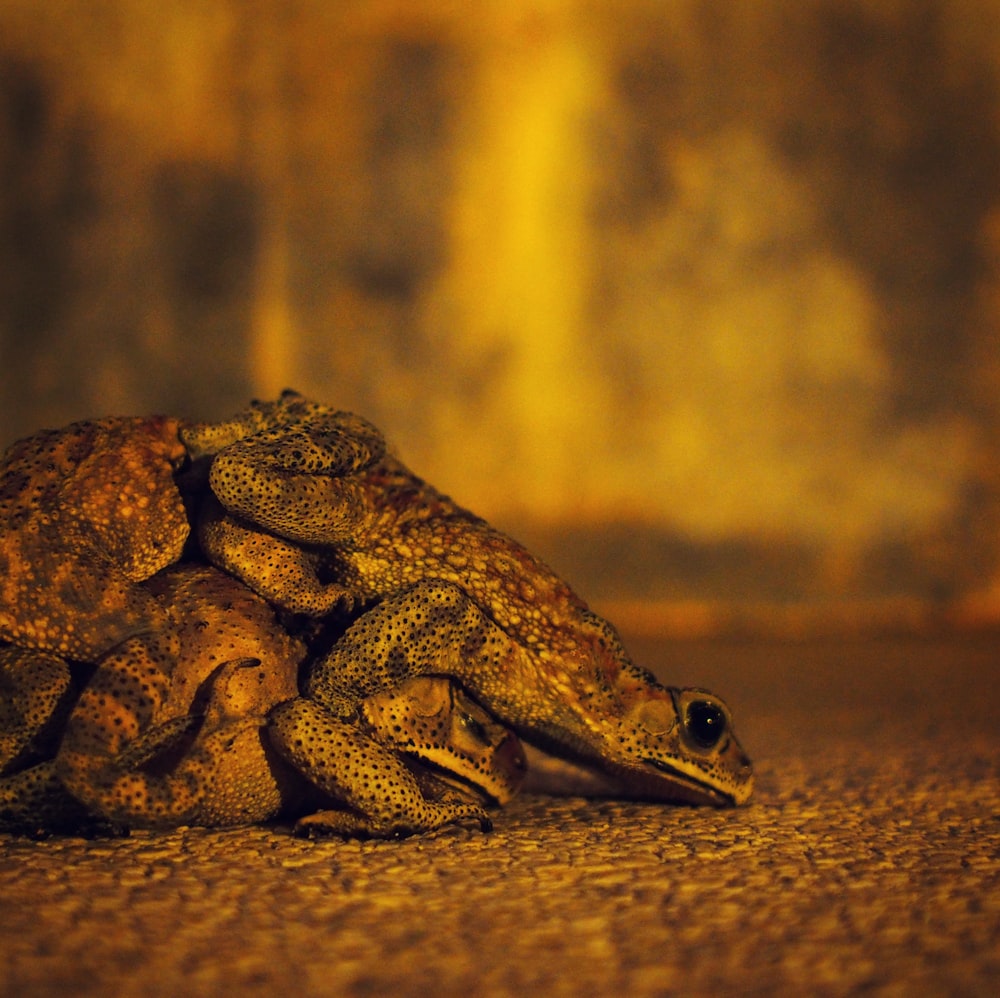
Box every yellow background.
[2,0,999,633]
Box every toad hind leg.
[197,495,357,616]
[267,697,491,839]
[0,646,74,772]
[54,635,212,828]
[0,761,125,837]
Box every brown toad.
[43,565,523,836]
[0,645,108,835]
[184,392,754,809]
[0,645,73,774]
[0,416,190,661]
[272,675,525,839]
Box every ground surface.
[2,635,997,996]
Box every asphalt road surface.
[2,634,997,996]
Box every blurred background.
[2,0,999,636]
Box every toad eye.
[685,700,727,750]
[457,710,490,746]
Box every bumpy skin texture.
[25,565,523,836]
[360,675,525,807]
[185,394,386,616]
[270,675,525,838]
[297,582,749,807]
[0,417,189,661]
[0,647,122,836]
[184,392,754,807]
[0,645,73,773]
[52,563,305,829]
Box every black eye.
[458,711,490,746]
[686,700,726,749]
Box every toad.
[0,645,123,836]
[42,565,523,836]
[184,392,754,808]
[0,416,190,661]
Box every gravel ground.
[2,635,997,997]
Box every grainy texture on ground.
[2,636,997,996]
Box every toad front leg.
[262,582,534,838]
[194,495,358,616]
[268,698,493,839]
[182,395,386,616]
[268,673,525,839]
[303,581,753,807]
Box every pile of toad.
[0,391,753,839]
